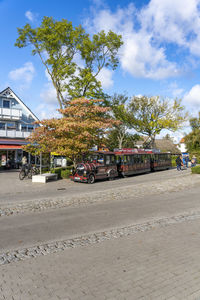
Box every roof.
[136,138,180,154]
[0,87,39,122]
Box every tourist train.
[70,149,172,184]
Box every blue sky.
[1,0,200,141]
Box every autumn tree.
[128,96,188,148]
[24,98,119,166]
[15,17,123,109]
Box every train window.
[97,154,104,164]
[105,155,110,165]
[110,155,115,164]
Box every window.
[7,122,16,130]
[3,100,10,108]
[97,154,104,164]
[105,155,110,165]
[0,122,5,130]
[28,125,34,132]
[21,125,27,132]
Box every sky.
[1,0,200,142]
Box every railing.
[0,107,22,120]
[0,130,30,138]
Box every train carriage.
[115,151,151,177]
[150,153,172,171]
[70,149,172,183]
[70,151,118,184]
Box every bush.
[51,167,72,179]
[191,166,200,174]
[171,155,177,167]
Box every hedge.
[51,166,72,179]
[191,165,200,174]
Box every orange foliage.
[25,98,120,163]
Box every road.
[1,169,200,299]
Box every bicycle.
[19,164,40,180]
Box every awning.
[0,145,22,150]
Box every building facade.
[0,87,39,168]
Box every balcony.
[0,107,22,120]
[0,129,30,138]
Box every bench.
[32,173,58,183]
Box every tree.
[15,17,123,109]
[185,112,200,154]
[106,93,134,149]
[24,98,119,166]
[106,129,140,151]
[128,96,188,148]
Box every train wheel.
[121,172,126,178]
[108,170,115,181]
[88,174,95,184]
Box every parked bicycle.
[19,164,40,180]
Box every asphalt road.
[0,176,200,253]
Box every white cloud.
[140,0,200,55]
[40,82,57,105]
[25,10,37,22]
[8,62,35,86]
[183,84,200,107]
[84,3,179,80]
[96,68,113,88]
[168,82,184,98]
[34,103,61,120]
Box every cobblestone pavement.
[0,168,193,205]
[0,169,199,217]
[1,217,200,299]
[1,169,200,299]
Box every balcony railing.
[0,107,22,120]
[0,129,30,138]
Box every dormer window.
[3,100,10,108]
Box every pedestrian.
[176,155,183,171]
[191,155,197,167]
[185,155,189,168]
[22,156,27,166]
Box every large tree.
[15,17,123,109]
[106,93,134,149]
[24,98,119,166]
[185,112,200,154]
[128,96,188,148]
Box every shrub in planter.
[61,169,71,179]
[51,167,71,179]
[51,167,62,179]
[191,166,200,174]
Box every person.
[22,156,27,166]
[176,155,183,171]
[185,155,189,168]
[191,155,197,167]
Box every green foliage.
[191,166,200,174]
[51,166,71,179]
[106,93,134,149]
[171,155,178,167]
[106,130,140,151]
[15,17,123,108]
[185,113,200,154]
[128,96,188,148]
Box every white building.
[0,87,39,168]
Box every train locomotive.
[70,149,172,184]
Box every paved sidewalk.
[0,168,193,205]
[1,218,200,300]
